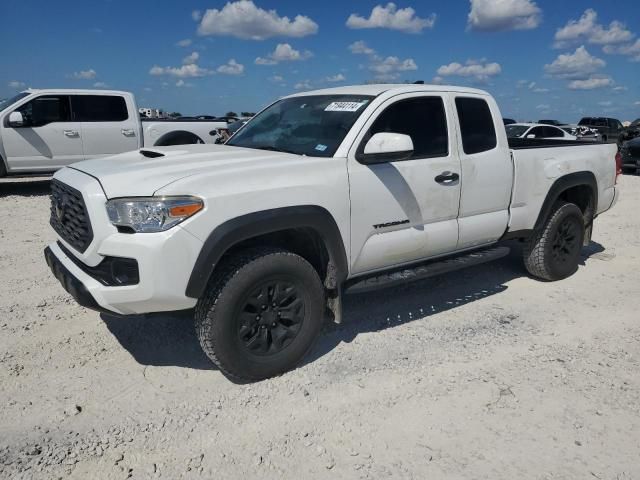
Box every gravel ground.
[0,174,639,480]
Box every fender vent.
[140,149,165,158]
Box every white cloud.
[255,43,312,65]
[568,76,614,90]
[612,86,627,92]
[8,81,26,89]
[217,59,244,75]
[182,51,200,65]
[71,69,97,80]
[468,0,541,32]
[635,101,640,106]
[432,76,445,85]
[554,9,634,48]
[348,41,417,80]
[346,3,435,34]
[598,101,612,107]
[603,39,640,62]
[544,46,605,79]
[176,79,194,88]
[536,104,550,110]
[268,75,284,82]
[326,74,346,82]
[526,81,549,93]
[176,38,192,47]
[149,63,213,78]
[192,10,202,22]
[348,40,375,55]
[93,82,108,88]
[370,56,417,75]
[294,80,313,90]
[197,0,318,40]
[437,59,502,82]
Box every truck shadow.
[303,240,606,367]
[101,309,216,371]
[0,179,51,197]
[100,241,606,378]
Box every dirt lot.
[0,175,639,480]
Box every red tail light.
[615,151,622,183]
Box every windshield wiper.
[251,145,301,155]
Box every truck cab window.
[455,97,497,154]
[71,95,128,122]
[367,97,448,159]
[16,95,71,127]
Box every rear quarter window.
[455,97,497,154]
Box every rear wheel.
[195,247,325,381]
[523,201,585,281]
[0,156,6,177]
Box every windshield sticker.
[325,101,366,112]
[315,144,328,152]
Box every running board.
[345,246,510,295]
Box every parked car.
[0,89,227,176]
[503,118,516,125]
[619,118,640,144]
[537,119,565,126]
[578,117,624,143]
[506,123,577,140]
[44,84,620,380]
[620,137,640,173]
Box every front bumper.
[45,226,203,316]
[44,246,110,314]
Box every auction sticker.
[325,101,366,112]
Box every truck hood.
[69,144,300,198]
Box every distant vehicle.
[578,117,624,143]
[506,123,577,140]
[538,119,565,126]
[620,136,640,173]
[195,115,217,120]
[503,118,516,125]
[561,125,601,142]
[139,107,167,119]
[215,116,240,123]
[0,89,227,176]
[619,118,640,144]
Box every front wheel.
[523,201,585,281]
[195,247,325,381]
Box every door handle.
[121,128,136,137]
[434,171,460,184]
[63,130,79,137]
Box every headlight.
[106,196,203,233]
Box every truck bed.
[507,140,618,233]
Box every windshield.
[0,92,30,112]
[631,119,640,127]
[226,95,374,157]
[505,125,529,137]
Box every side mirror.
[8,111,24,128]
[360,132,414,164]
[526,134,535,139]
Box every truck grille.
[50,179,93,253]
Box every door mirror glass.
[361,132,414,164]
[8,111,24,127]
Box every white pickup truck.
[44,84,621,381]
[0,89,226,176]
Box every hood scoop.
[140,149,165,158]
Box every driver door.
[3,95,84,172]
[347,93,461,274]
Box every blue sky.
[1,0,639,121]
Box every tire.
[0,156,6,177]
[523,201,585,281]
[195,247,325,381]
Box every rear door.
[452,95,512,249]
[348,93,461,274]
[2,94,84,171]
[71,94,139,159]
